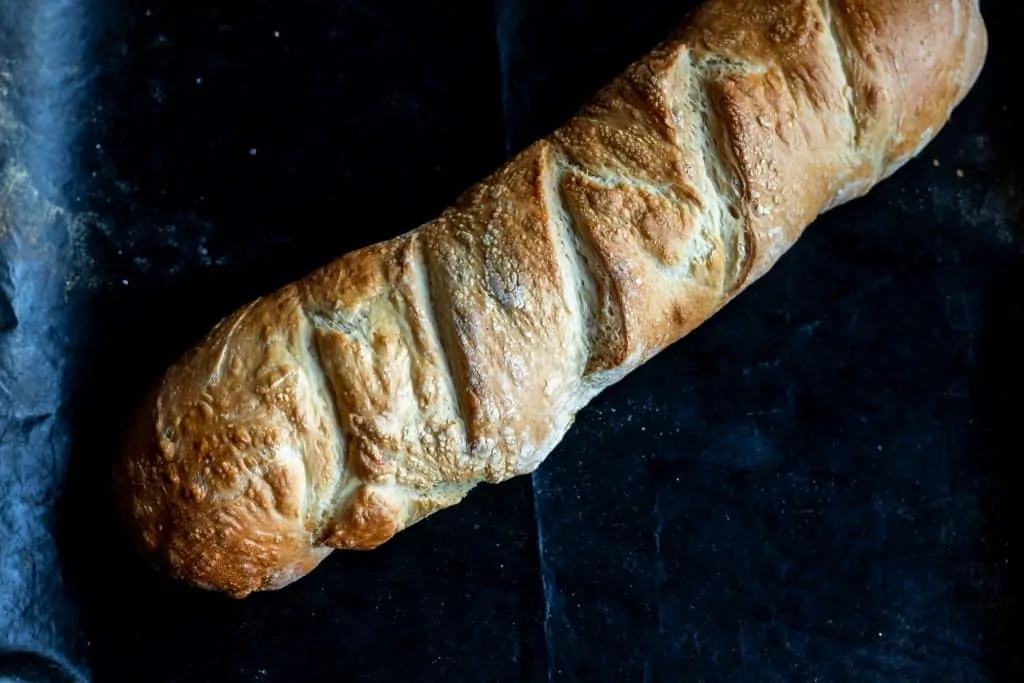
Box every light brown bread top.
[116,0,988,597]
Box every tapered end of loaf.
[115,287,343,598]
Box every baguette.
[116,0,988,597]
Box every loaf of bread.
[116,0,987,597]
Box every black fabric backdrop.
[1,0,1021,681]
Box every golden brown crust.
[116,0,987,597]
[116,291,342,597]
[825,0,987,178]
[420,142,585,483]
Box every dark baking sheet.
[1,0,1021,681]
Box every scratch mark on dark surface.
[530,472,556,682]
[491,0,514,158]
[653,491,665,635]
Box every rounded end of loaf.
[113,268,466,597]
[828,0,989,181]
[115,287,344,598]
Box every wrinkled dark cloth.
[1,0,1021,681]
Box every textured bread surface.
[116,0,987,597]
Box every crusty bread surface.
[116,0,988,597]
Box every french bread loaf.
[116,0,988,597]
